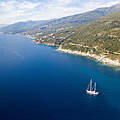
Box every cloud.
[0,0,42,23]
[57,0,79,6]
[83,0,120,9]
[0,0,120,24]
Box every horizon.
[0,0,120,25]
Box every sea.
[0,34,120,120]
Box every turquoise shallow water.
[0,34,120,120]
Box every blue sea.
[0,34,120,120]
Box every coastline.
[32,40,58,47]
[28,37,120,68]
[2,32,120,68]
[57,47,120,67]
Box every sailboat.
[86,78,99,95]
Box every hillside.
[60,11,120,55]
[1,4,120,34]
[34,11,120,66]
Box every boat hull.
[86,90,99,95]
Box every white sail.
[86,78,99,95]
[94,82,96,91]
[90,78,92,91]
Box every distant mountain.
[35,3,120,33]
[0,24,7,28]
[0,20,52,34]
[1,4,120,34]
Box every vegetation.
[34,11,120,62]
[62,11,120,61]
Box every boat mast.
[94,82,96,91]
[90,78,92,91]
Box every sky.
[0,0,120,24]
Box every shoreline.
[32,40,58,47]
[57,47,120,68]
[28,37,120,68]
[3,33,120,68]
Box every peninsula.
[32,11,120,67]
[1,4,120,67]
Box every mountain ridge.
[1,4,120,34]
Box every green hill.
[60,11,120,62]
[61,11,120,54]
[35,11,120,64]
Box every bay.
[0,34,120,120]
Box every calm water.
[0,34,120,120]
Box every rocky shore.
[58,47,120,67]
[32,37,120,67]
